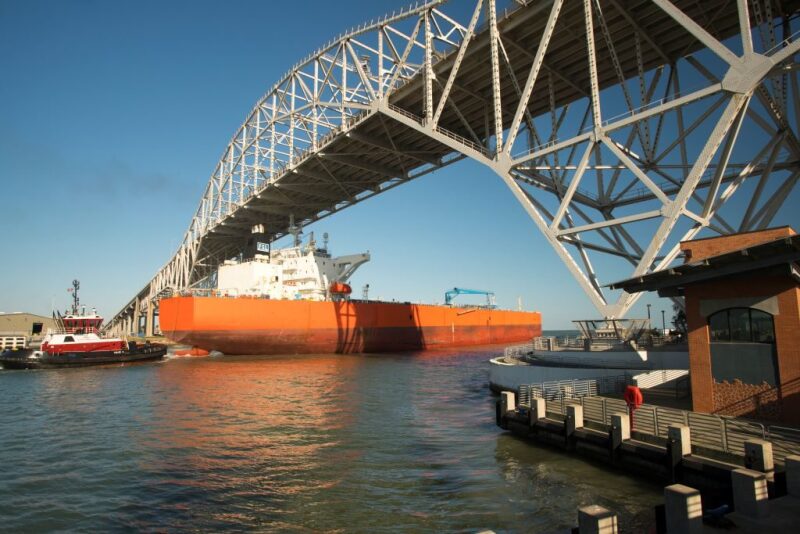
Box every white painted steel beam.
[107,0,800,332]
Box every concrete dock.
[497,391,800,532]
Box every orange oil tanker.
[158,232,541,355]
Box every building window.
[708,307,775,343]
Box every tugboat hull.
[0,345,167,370]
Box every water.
[0,349,662,532]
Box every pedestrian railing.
[517,378,599,406]
[631,369,689,390]
[518,393,800,462]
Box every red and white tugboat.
[0,280,166,370]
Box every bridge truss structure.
[108,0,800,334]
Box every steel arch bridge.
[107,0,800,335]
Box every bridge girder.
[107,0,800,334]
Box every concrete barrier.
[530,398,545,428]
[668,425,691,457]
[664,483,702,534]
[744,439,774,479]
[578,504,618,534]
[566,404,584,436]
[786,455,800,497]
[731,468,769,518]
[610,413,630,449]
[500,391,516,416]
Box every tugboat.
[0,280,166,370]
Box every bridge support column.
[145,300,154,338]
[132,299,141,336]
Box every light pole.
[646,304,651,322]
[661,310,666,334]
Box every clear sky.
[1,0,798,330]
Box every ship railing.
[513,389,800,463]
[45,326,103,336]
[177,288,275,298]
[504,343,535,358]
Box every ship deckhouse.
[217,233,369,301]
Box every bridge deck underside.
[201,113,453,259]
[206,0,775,260]
[111,0,800,325]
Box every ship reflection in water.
[0,351,661,531]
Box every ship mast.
[288,214,302,247]
[70,279,80,315]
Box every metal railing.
[631,369,689,390]
[517,378,599,409]
[521,394,800,463]
[0,335,27,350]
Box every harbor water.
[0,347,662,532]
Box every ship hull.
[159,296,541,355]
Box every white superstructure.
[217,233,369,301]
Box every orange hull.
[159,296,542,355]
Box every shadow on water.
[494,431,663,532]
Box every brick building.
[611,227,800,426]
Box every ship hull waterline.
[160,296,542,355]
[0,346,167,370]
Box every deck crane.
[444,288,496,308]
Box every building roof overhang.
[608,236,800,297]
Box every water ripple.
[0,351,661,532]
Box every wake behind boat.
[0,280,166,370]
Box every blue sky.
[1,0,798,329]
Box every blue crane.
[444,287,496,308]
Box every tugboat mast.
[71,279,80,315]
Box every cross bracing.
[107,0,800,334]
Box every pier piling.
[498,392,515,430]
[744,439,774,480]
[577,505,618,534]
[786,455,800,497]
[610,413,629,450]
[566,405,584,436]
[731,468,770,518]
[666,425,691,481]
[500,392,515,417]
[663,484,703,534]
[530,397,545,428]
